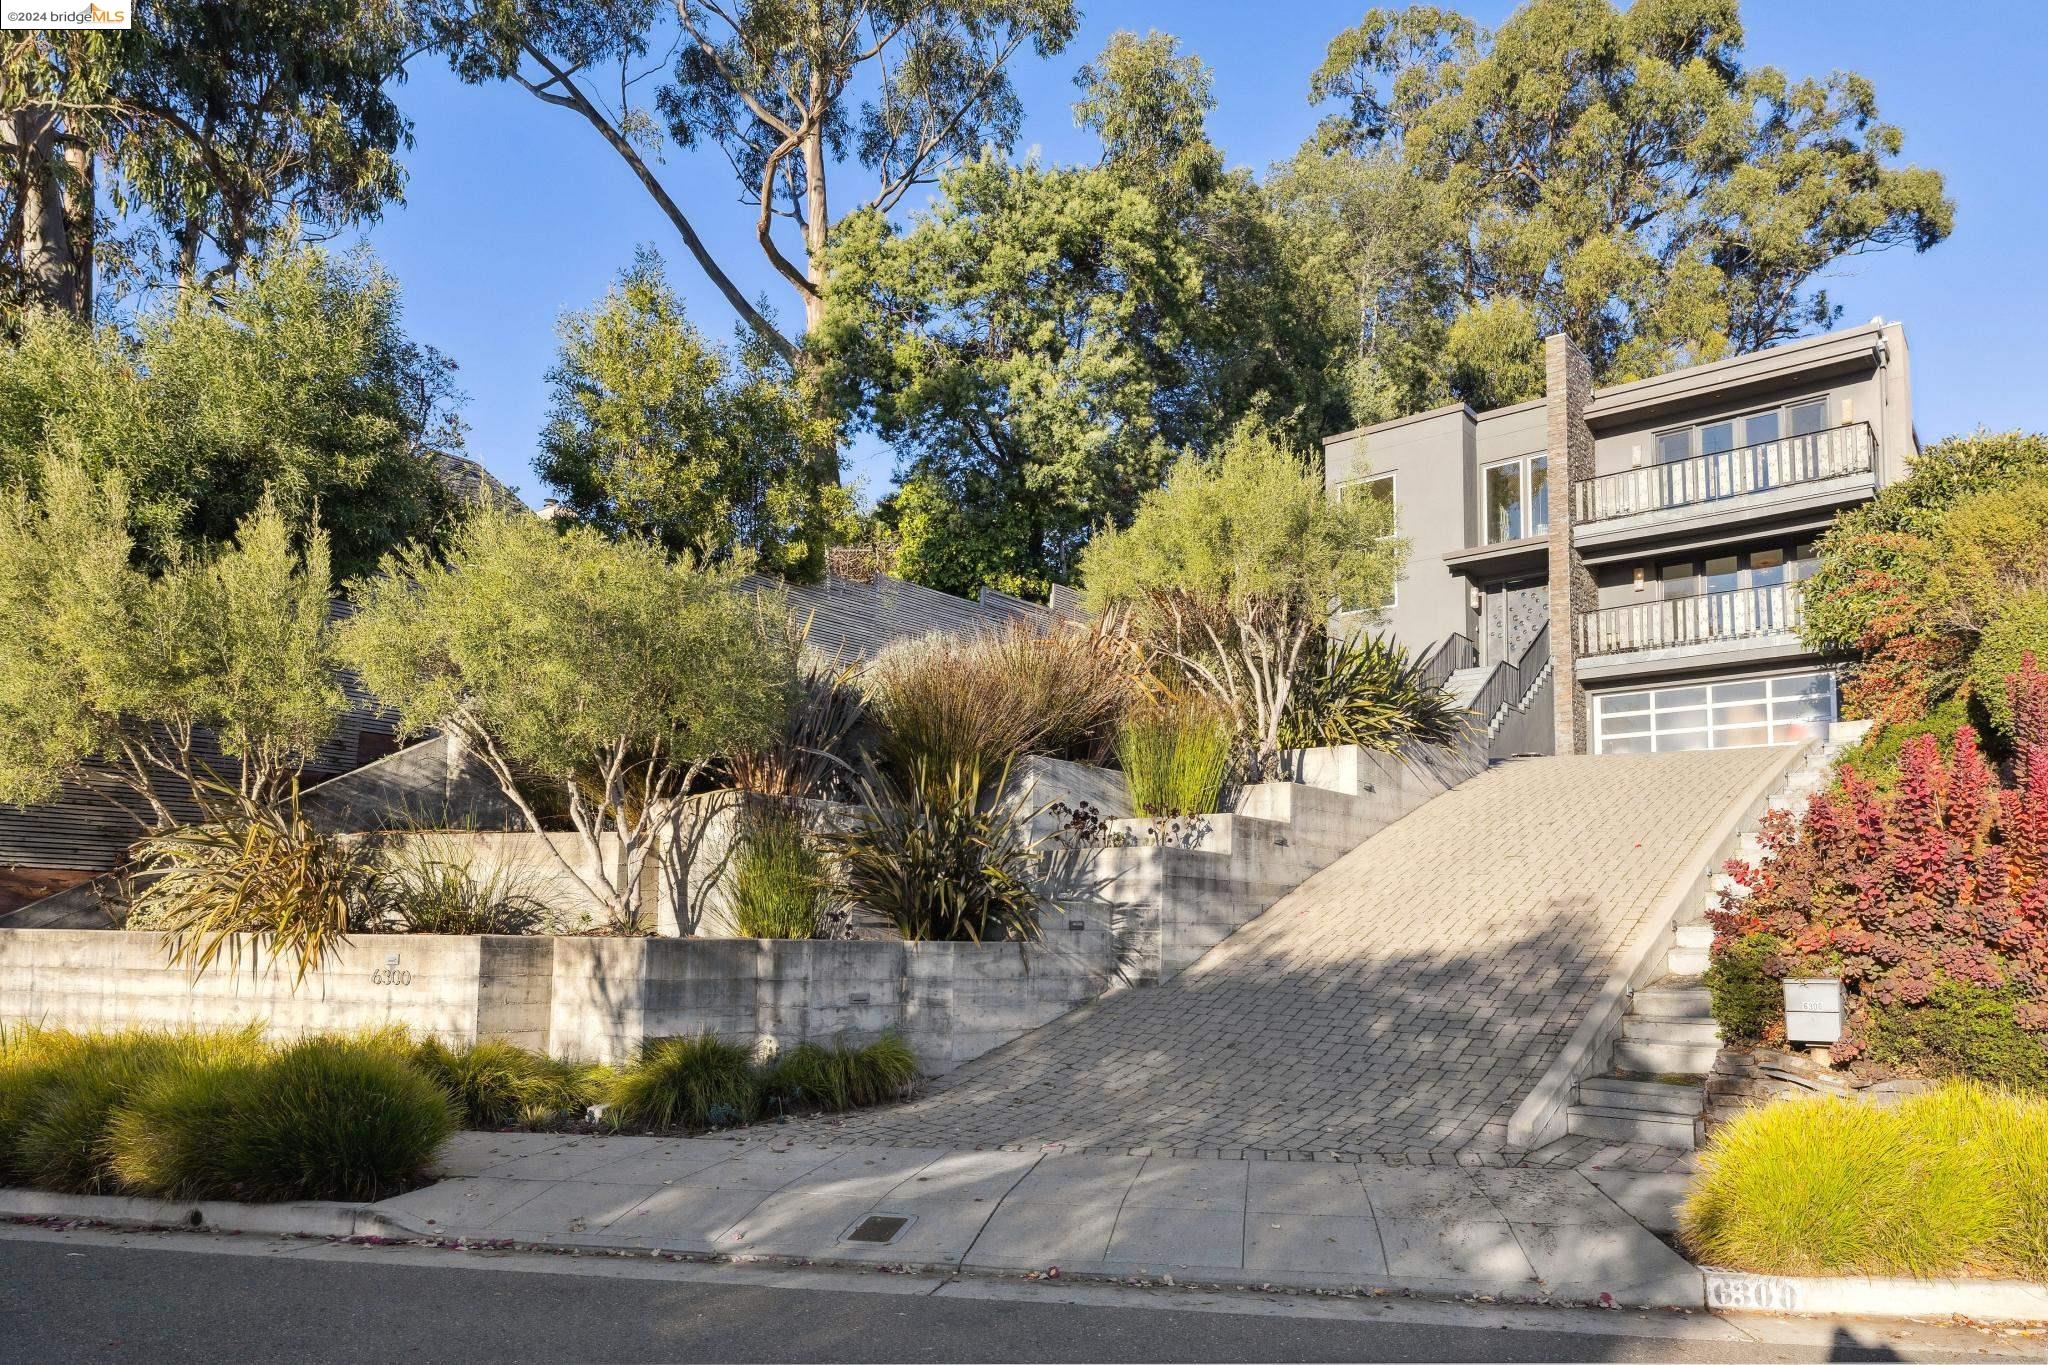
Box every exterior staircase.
[1445,665,1492,711]
[1562,719,1875,1149]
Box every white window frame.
[1481,454,1548,545]
[1655,394,1834,465]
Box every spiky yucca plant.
[1279,631,1466,751]
[826,758,1044,943]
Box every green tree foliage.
[1080,423,1405,774]
[0,2,417,319]
[825,31,1332,598]
[0,240,462,579]
[339,512,795,931]
[427,0,1077,357]
[537,249,852,580]
[0,460,345,828]
[1286,0,1952,422]
[1803,431,2048,724]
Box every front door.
[1483,579,1549,666]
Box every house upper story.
[1321,320,1915,755]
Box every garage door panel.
[1596,670,1836,754]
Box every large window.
[1482,455,1549,544]
[1594,671,1836,754]
[1654,395,1831,463]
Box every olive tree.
[0,458,345,827]
[1079,423,1405,775]
[339,512,794,931]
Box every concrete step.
[1566,1104,1699,1149]
[1830,719,1874,746]
[1666,946,1710,976]
[1622,1016,1721,1047]
[1578,1075,1706,1116]
[1614,1038,1721,1075]
[1631,984,1714,1020]
[1672,923,1713,951]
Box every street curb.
[14,1189,2047,1324]
[0,1189,436,1241]
[1505,739,1815,1150]
[1703,1268,2048,1323]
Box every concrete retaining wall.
[0,918,1114,1073]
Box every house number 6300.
[373,967,414,986]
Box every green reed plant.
[729,810,828,939]
[1117,694,1231,817]
[759,1035,919,1115]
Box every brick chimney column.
[1545,334,1596,755]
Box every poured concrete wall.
[0,919,1113,1074]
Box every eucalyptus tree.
[0,1,419,320]
[428,0,1076,367]
[1286,0,1952,419]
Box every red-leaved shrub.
[1711,656,2048,1063]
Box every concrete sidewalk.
[377,1131,1703,1308]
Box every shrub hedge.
[0,1027,922,1201]
[1681,1084,2048,1280]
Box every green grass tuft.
[604,1034,761,1132]
[759,1035,919,1115]
[1681,1083,2048,1279]
[412,1038,603,1129]
[729,812,827,939]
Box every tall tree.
[537,248,851,578]
[823,31,1333,599]
[0,2,418,320]
[0,238,463,580]
[428,0,1076,363]
[1290,0,1952,419]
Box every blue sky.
[353,1,2048,504]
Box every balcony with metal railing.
[1571,422,1874,526]
[1575,581,1805,659]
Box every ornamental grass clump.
[604,1034,761,1131]
[728,810,828,939]
[1116,694,1230,817]
[197,1035,458,1202]
[411,1038,601,1129]
[1680,1084,2048,1279]
[758,1035,918,1115]
[864,622,1131,780]
[1278,631,1466,752]
[375,845,556,936]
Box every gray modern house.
[1324,320,1915,756]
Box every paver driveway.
[802,749,1783,1160]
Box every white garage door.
[1594,670,1835,755]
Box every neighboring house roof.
[767,571,1056,664]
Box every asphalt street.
[0,1224,2032,1364]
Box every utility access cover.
[844,1215,910,1244]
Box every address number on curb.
[1705,1274,1803,1312]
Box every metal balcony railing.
[1571,422,1873,524]
[1575,582,1804,658]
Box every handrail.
[1469,622,1550,725]
[1575,582,1804,658]
[1571,422,1873,523]
[1416,632,1478,694]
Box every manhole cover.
[845,1215,910,1244]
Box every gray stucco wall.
[1323,405,1473,656]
